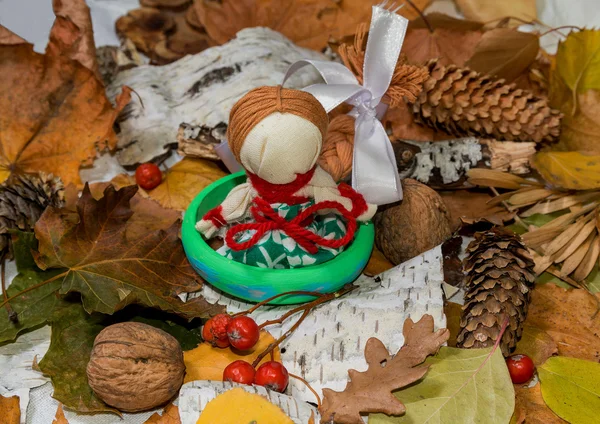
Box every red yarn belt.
[226,183,366,255]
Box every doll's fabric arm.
[299,166,377,221]
[195,183,256,238]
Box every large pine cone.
[374,179,452,265]
[457,228,535,356]
[0,173,64,259]
[412,60,562,143]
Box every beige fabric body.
[196,112,377,238]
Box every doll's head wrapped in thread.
[196,85,376,269]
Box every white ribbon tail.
[353,116,402,204]
[302,83,370,113]
[363,5,409,103]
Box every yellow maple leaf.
[52,404,69,424]
[550,30,600,152]
[144,403,180,424]
[147,158,227,211]
[184,330,280,383]
[532,151,600,190]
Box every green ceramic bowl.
[181,172,374,305]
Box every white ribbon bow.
[284,4,408,205]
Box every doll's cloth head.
[227,86,328,184]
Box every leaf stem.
[289,372,322,408]
[0,271,67,308]
[404,0,433,33]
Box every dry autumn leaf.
[144,403,181,424]
[0,394,20,424]
[514,325,558,366]
[0,8,130,186]
[89,180,180,241]
[147,158,226,211]
[53,404,69,424]
[47,0,100,79]
[32,183,222,318]
[363,246,394,277]
[454,0,537,24]
[532,151,600,190]
[512,384,566,424]
[319,314,449,424]
[194,0,429,51]
[403,13,484,66]
[527,284,600,362]
[184,330,280,383]
[550,30,600,152]
[466,28,540,82]
[440,190,515,230]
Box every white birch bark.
[191,245,446,404]
[106,27,326,166]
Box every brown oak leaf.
[0,394,20,424]
[32,183,222,319]
[512,383,566,424]
[144,403,181,423]
[319,314,449,424]
[0,2,130,186]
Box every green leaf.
[369,347,514,424]
[0,232,65,343]
[38,300,116,414]
[538,356,600,424]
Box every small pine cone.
[412,60,562,143]
[457,227,535,356]
[0,173,65,259]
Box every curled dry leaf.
[0,19,130,185]
[0,26,26,44]
[53,404,69,424]
[319,314,449,424]
[0,394,20,424]
[32,183,222,319]
[47,0,99,79]
[455,0,537,24]
[527,284,600,362]
[439,190,515,230]
[550,29,600,152]
[147,158,227,211]
[193,0,430,51]
[183,330,280,383]
[532,151,600,190]
[403,13,484,66]
[144,403,181,424]
[466,28,540,82]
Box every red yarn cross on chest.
[225,197,358,255]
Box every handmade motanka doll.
[196,86,376,269]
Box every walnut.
[374,179,452,265]
[86,322,185,412]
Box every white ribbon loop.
[283,4,409,205]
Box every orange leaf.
[0,394,20,424]
[363,246,394,277]
[184,330,280,383]
[144,403,181,424]
[512,383,566,424]
[0,8,130,186]
[53,404,69,424]
[194,0,431,51]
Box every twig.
[0,254,17,322]
[289,373,322,408]
[232,289,333,317]
[404,0,433,33]
[251,284,357,368]
[540,26,583,38]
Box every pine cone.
[412,60,562,143]
[0,173,65,259]
[457,228,535,356]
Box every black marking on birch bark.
[185,63,244,97]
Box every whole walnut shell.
[374,179,452,265]
[87,322,185,412]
